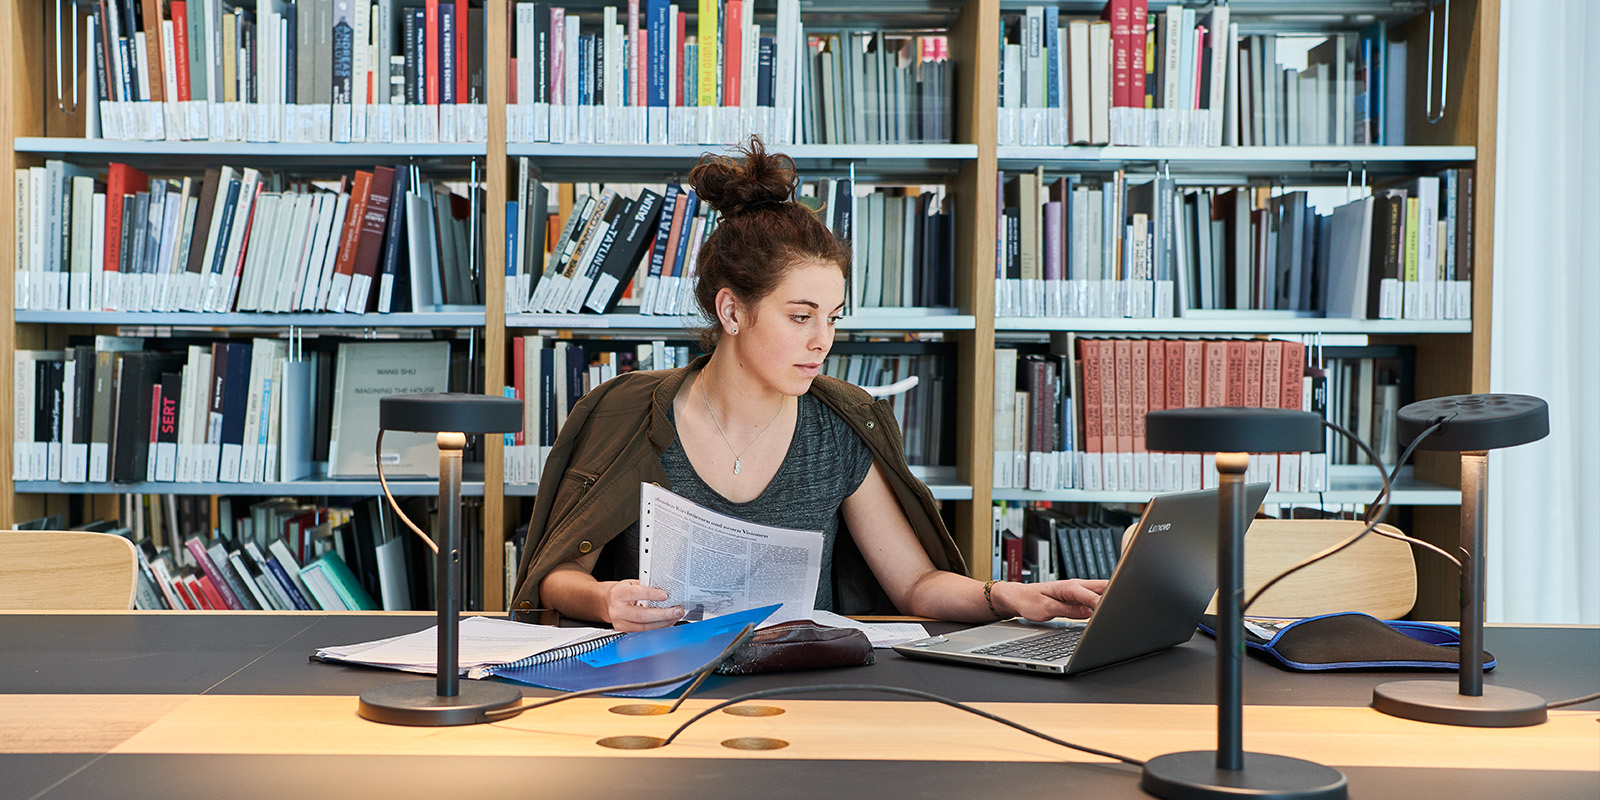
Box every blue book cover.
[486,604,779,697]
[647,0,670,107]
[1044,6,1059,110]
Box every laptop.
[894,483,1271,676]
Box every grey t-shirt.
[596,392,874,611]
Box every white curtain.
[1488,0,1600,623]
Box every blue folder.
[484,604,779,697]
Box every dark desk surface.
[1,613,1596,800]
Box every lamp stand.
[358,432,522,726]
[1372,453,1547,727]
[1142,453,1347,800]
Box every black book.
[533,2,549,104]
[539,347,557,452]
[217,341,253,482]
[377,167,411,313]
[1368,190,1405,319]
[111,351,185,483]
[1004,207,1022,282]
[117,195,137,277]
[565,343,587,412]
[589,189,664,313]
[153,371,181,481]
[70,346,95,453]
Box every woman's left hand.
[993,579,1110,622]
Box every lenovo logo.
[1148,523,1173,533]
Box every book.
[326,340,451,479]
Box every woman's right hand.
[606,579,684,631]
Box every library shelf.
[996,145,1477,176]
[12,479,482,498]
[14,311,489,328]
[991,473,1459,507]
[503,465,971,500]
[507,310,975,332]
[13,137,488,159]
[993,316,1473,334]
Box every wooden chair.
[1205,518,1418,619]
[0,531,140,610]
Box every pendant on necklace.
[734,459,742,475]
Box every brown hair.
[688,136,851,350]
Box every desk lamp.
[1372,394,1550,727]
[359,393,525,726]
[1142,407,1346,800]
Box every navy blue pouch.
[1198,612,1497,672]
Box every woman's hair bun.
[688,136,798,218]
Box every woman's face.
[725,259,846,396]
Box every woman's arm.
[840,462,1108,622]
[540,551,684,631]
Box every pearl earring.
[731,326,738,335]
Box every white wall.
[1488,0,1600,623]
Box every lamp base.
[1141,751,1347,800]
[1372,680,1548,727]
[358,679,524,727]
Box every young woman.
[511,138,1107,630]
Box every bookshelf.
[2,0,1497,621]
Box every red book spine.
[1098,338,1117,458]
[1165,340,1184,410]
[1280,342,1306,411]
[180,576,210,609]
[1261,341,1283,410]
[333,171,374,282]
[1243,340,1264,407]
[1224,340,1247,406]
[1147,336,1166,415]
[1103,0,1130,108]
[171,1,191,101]
[1113,340,1133,457]
[1131,339,1149,455]
[349,166,395,305]
[723,0,742,107]
[1079,340,1102,456]
[1182,340,1203,408]
[194,574,228,610]
[425,0,441,105]
[455,0,468,103]
[1129,0,1149,109]
[103,162,150,277]
[1203,340,1226,407]
[184,537,243,610]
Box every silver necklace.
[701,376,785,475]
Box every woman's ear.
[716,287,743,336]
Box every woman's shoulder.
[808,374,874,406]
[584,367,674,411]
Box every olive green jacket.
[509,355,966,619]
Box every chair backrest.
[0,531,139,610]
[1207,519,1418,620]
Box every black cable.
[1365,420,1445,522]
[481,624,757,722]
[658,684,1146,767]
[1241,419,1390,615]
[1547,691,1600,710]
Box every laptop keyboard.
[971,627,1085,662]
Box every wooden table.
[2,612,1594,799]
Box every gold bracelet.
[984,579,1004,619]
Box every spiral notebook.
[312,617,622,676]
[314,604,781,698]
[479,604,781,697]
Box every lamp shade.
[379,393,523,435]
[1396,394,1549,452]
[1146,407,1322,454]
